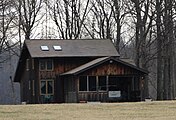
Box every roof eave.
[114,58,148,74]
[61,57,148,76]
[61,57,111,76]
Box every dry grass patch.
[0,101,176,120]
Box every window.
[32,59,35,69]
[32,80,35,96]
[26,59,29,71]
[89,76,96,91]
[29,81,31,90]
[98,76,107,91]
[53,46,62,51]
[79,76,108,92]
[47,60,53,70]
[39,59,53,71]
[79,76,87,91]
[40,60,46,70]
[40,80,54,95]
[41,46,49,51]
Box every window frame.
[79,76,98,92]
[53,45,62,51]
[40,79,54,96]
[39,59,54,71]
[79,76,88,91]
[98,76,107,91]
[88,76,97,92]
[40,46,49,51]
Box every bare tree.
[156,0,164,100]
[0,0,19,63]
[90,0,114,40]
[17,0,42,40]
[0,0,21,104]
[88,0,129,52]
[49,0,90,39]
[125,0,156,98]
[156,0,176,100]
[112,0,125,52]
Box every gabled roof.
[61,57,109,75]
[25,39,120,58]
[61,57,148,76]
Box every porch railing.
[78,91,108,102]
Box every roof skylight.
[41,46,49,51]
[53,45,62,51]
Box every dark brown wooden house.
[14,39,147,103]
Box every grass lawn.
[0,101,176,120]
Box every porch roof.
[61,57,148,76]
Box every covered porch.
[78,75,142,102]
[61,57,147,103]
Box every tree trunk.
[113,0,121,52]
[163,0,174,100]
[132,0,149,98]
[156,0,164,100]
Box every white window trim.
[40,79,54,96]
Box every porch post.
[106,76,109,91]
[87,76,89,91]
[96,76,99,101]
[106,76,109,102]
[140,76,145,101]
[75,76,79,103]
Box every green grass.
[0,101,176,120]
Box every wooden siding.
[39,57,95,79]
[21,56,36,103]
[38,57,95,103]
[80,61,141,76]
[20,68,30,103]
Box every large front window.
[40,80,54,95]
[39,59,53,71]
[79,76,107,92]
